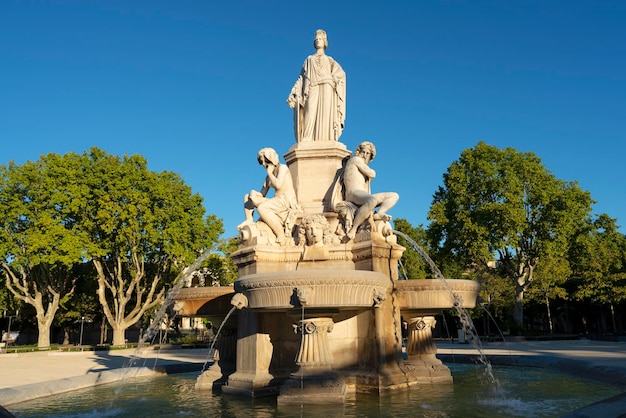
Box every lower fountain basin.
[396,279,479,315]
[234,270,390,310]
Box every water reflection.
[8,364,619,418]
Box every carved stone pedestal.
[284,141,351,215]
[278,317,345,404]
[404,316,452,383]
[195,326,237,391]
[221,310,278,397]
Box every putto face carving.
[299,214,332,247]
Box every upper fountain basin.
[234,270,390,310]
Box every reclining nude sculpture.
[237,147,301,244]
[287,29,346,142]
[333,141,399,240]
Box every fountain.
[4,30,622,418]
[177,29,480,404]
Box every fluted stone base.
[278,318,345,404]
[403,316,452,383]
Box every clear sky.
[2,1,625,237]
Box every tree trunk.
[545,296,553,334]
[112,325,127,346]
[100,317,107,345]
[610,303,617,334]
[36,317,53,348]
[513,286,524,332]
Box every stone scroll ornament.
[330,141,399,241]
[287,29,346,143]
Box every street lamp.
[79,317,85,346]
[75,316,93,347]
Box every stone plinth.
[278,317,345,404]
[221,310,278,398]
[195,324,237,391]
[403,316,452,383]
[396,279,480,384]
[284,141,351,214]
[231,232,404,278]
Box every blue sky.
[2,1,625,236]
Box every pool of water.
[7,364,620,417]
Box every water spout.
[393,230,499,387]
[202,306,238,371]
[138,236,238,349]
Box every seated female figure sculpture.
[238,148,301,244]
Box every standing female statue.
[287,30,346,142]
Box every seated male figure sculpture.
[238,148,299,244]
[343,141,399,240]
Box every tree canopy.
[570,214,626,331]
[393,218,430,279]
[0,153,87,347]
[427,141,593,328]
[0,148,223,347]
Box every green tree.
[525,252,571,333]
[570,214,626,332]
[56,262,100,345]
[393,218,429,279]
[428,142,593,329]
[1,149,224,347]
[0,153,87,347]
[80,148,223,346]
[205,237,239,286]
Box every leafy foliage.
[0,148,223,346]
[569,214,626,330]
[394,218,429,279]
[79,148,223,345]
[0,154,86,347]
[427,142,593,328]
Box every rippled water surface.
[8,364,620,418]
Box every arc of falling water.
[136,236,239,352]
[202,305,237,371]
[393,230,499,387]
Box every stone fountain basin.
[234,270,390,310]
[395,279,480,315]
[174,286,236,320]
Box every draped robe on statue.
[289,54,346,142]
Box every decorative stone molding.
[231,293,249,310]
[405,316,437,357]
[295,287,314,306]
[293,318,334,368]
[396,279,480,315]
[175,286,235,300]
[234,270,390,310]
